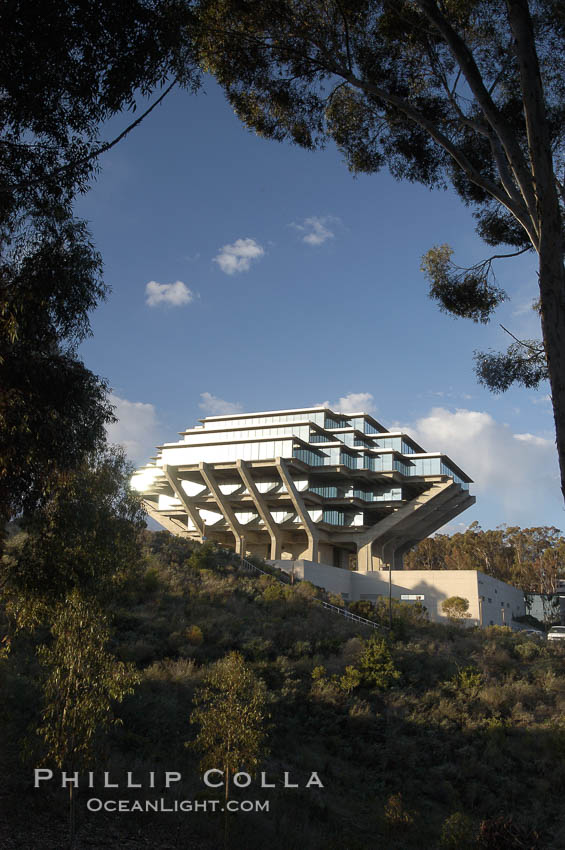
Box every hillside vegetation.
[2,533,565,849]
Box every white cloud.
[199,392,243,416]
[531,394,552,407]
[145,280,194,307]
[404,406,560,527]
[106,394,161,464]
[434,520,473,537]
[424,388,473,401]
[514,432,553,448]
[512,299,538,317]
[319,392,376,415]
[292,216,338,246]
[214,238,264,275]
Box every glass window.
[323,510,345,525]
[310,485,339,498]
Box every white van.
[547,626,565,642]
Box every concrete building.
[274,560,525,626]
[132,405,474,570]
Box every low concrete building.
[270,560,526,627]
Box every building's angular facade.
[132,406,474,571]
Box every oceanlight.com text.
[86,798,270,814]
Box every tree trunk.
[224,766,230,850]
[538,246,565,505]
[506,0,565,504]
[69,782,76,849]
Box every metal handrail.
[239,557,289,581]
[317,599,388,630]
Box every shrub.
[291,640,313,658]
[144,658,199,683]
[349,600,376,620]
[294,581,320,601]
[452,666,482,694]
[442,596,472,622]
[383,792,414,829]
[311,666,326,681]
[358,635,401,689]
[476,815,542,849]
[186,625,204,646]
[339,665,362,695]
[440,812,476,849]
[262,583,286,602]
[142,568,160,595]
[327,593,345,607]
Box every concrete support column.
[357,541,373,572]
[162,464,205,539]
[237,459,282,560]
[276,458,320,562]
[199,462,246,556]
[371,539,397,570]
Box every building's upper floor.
[138,406,471,489]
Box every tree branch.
[21,80,177,188]
[500,323,544,353]
[415,0,540,235]
[334,0,353,73]
[487,132,530,216]
[340,68,536,240]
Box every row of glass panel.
[321,510,364,526]
[310,485,403,502]
[162,439,295,466]
[349,417,379,434]
[200,409,385,438]
[372,436,416,454]
[160,439,466,487]
[293,446,467,486]
[410,457,469,488]
[184,424,312,444]
[202,412,316,430]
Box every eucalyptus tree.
[193,0,565,498]
[37,592,139,845]
[189,651,268,803]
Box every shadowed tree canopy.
[0,1,199,526]
[193,0,565,499]
[0,0,199,226]
[2,445,146,628]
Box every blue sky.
[75,79,561,533]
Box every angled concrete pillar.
[162,464,205,539]
[237,460,282,559]
[393,493,477,565]
[199,462,246,555]
[356,481,460,571]
[276,457,319,562]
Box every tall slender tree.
[189,651,268,803]
[37,592,139,846]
